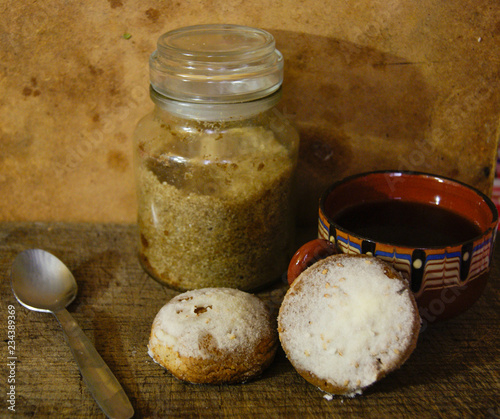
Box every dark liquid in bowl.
[332,201,482,247]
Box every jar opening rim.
[149,24,283,102]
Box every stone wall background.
[1,0,499,225]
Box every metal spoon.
[10,249,134,419]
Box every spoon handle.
[54,308,134,419]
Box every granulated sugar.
[136,126,295,290]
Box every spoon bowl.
[10,249,134,419]
[11,249,77,313]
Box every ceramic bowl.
[288,171,498,324]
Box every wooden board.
[1,222,499,417]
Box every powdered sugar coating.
[149,288,273,359]
[278,254,420,396]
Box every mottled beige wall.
[1,0,499,225]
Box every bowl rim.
[319,170,499,250]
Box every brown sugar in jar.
[134,25,299,290]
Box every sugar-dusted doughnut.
[148,288,278,384]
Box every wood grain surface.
[1,222,499,418]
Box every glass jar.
[134,24,299,291]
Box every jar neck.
[150,86,282,121]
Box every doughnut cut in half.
[278,254,420,397]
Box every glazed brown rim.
[319,170,499,250]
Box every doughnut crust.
[148,288,278,384]
[278,254,420,397]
